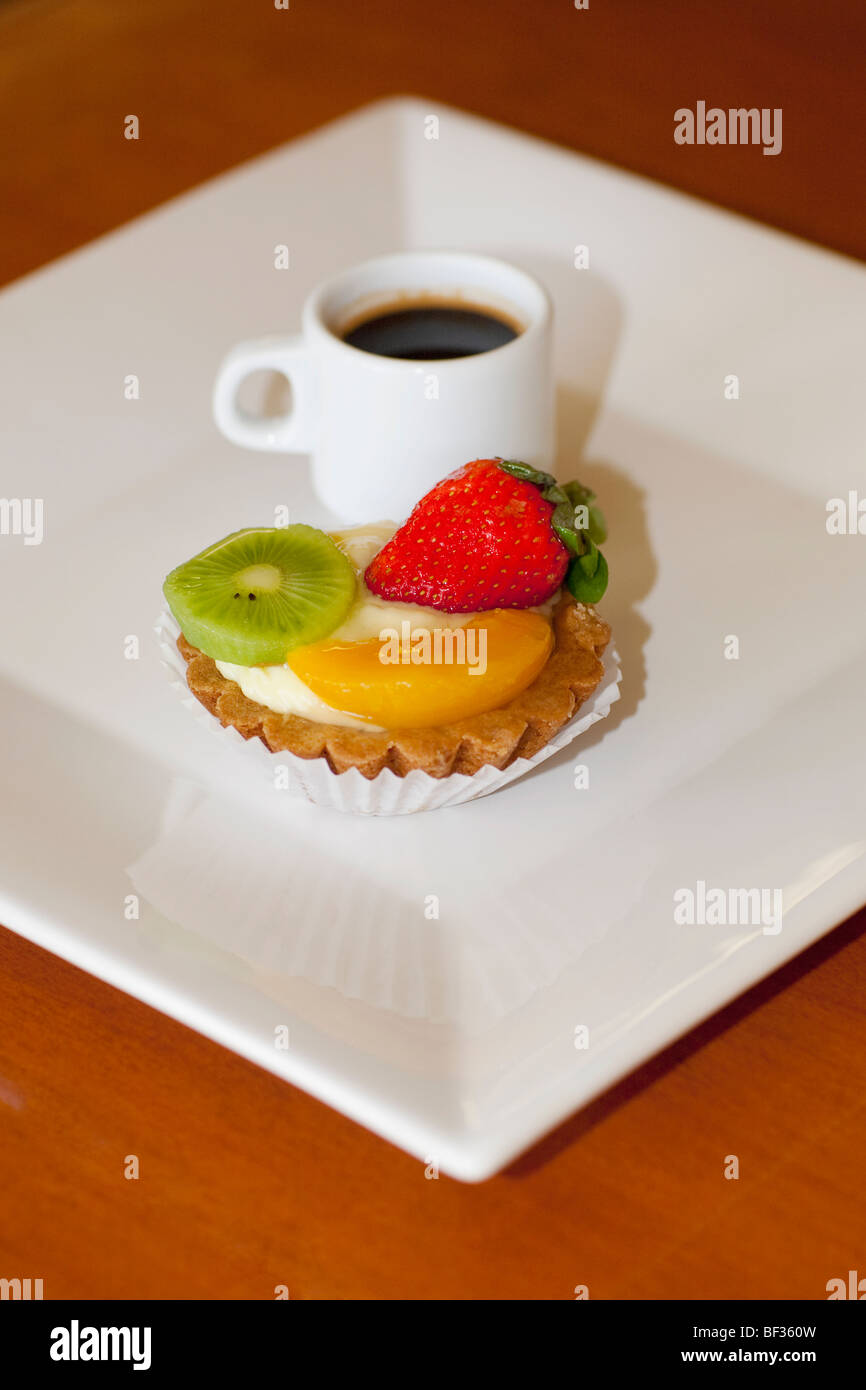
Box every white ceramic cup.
[212,251,555,522]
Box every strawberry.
[365,458,576,613]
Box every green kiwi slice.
[163,525,356,666]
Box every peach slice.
[287,609,553,729]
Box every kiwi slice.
[163,525,356,666]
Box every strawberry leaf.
[541,483,569,508]
[550,501,588,556]
[587,504,607,545]
[577,539,600,578]
[563,480,596,507]
[567,549,608,603]
[497,458,558,491]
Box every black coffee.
[342,302,519,360]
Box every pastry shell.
[176,594,611,780]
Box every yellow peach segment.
[286,609,553,729]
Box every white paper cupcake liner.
[125,783,650,1031]
[155,610,621,816]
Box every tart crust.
[177,594,610,780]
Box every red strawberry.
[364,458,571,612]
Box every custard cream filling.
[214,523,555,730]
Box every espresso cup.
[212,251,554,521]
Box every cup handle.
[212,334,317,453]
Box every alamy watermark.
[0,497,43,545]
[1,1276,43,1299]
[378,623,487,675]
[674,879,783,935]
[827,1269,866,1299]
[674,103,782,156]
[826,491,866,534]
[50,1321,151,1370]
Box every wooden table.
[1,0,864,1299]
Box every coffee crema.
[340,295,522,361]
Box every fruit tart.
[163,459,614,783]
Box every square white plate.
[1,98,864,1180]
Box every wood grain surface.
[1,0,864,1299]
